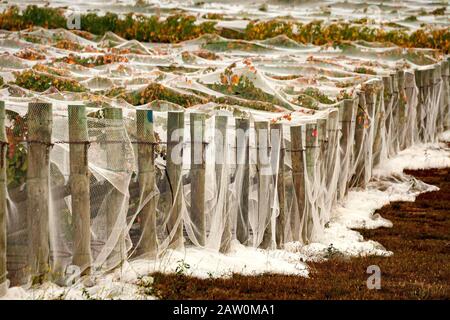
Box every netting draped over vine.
[0,27,448,290]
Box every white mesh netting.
[0,11,448,294]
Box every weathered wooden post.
[304,122,319,242]
[415,68,426,142]
[68,105,91,274]
[235,118,250,245]
[363,81,380,185]
[433,64,442,136]
[396,70,407,150]
[352,93,366,188]
[0,102,7,295]
[372,76,390,166]
[305,123,319,179]
[356,79,382,188]
[27,102,52,283]
[317,117,328,189]
[403,71,416,148]
[215,115,231,253]
[190,112,206,247]
[432,64,441,134]
[422,68,430,139]
[317,116,328,223]
[369,81,383,167]
[338,99,356,197]
[167,111,184,249]
[104,107,126,268]
[136,108,158,258]
[442,60,450,132]
[326,109,339,192]
[427,67,435,140]
[389,72,400,156]
[430,65,438,138]
[255,121,273,249]
[423,68,433,142]
[270,122,285,248]
[290,125,305,242]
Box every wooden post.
[215,115,231,253]
[317,116,328,223]
[433,64,443,135]
[427,67,435,138]
[326,109,339,192]
[304,123,318,242]
[255,121,273,249]
[355,84,381,188]
[397,70,408,150]
[305,123,319,177]
[317,117,328,184]
[0,102,7,295]
[290,125,305,242]
[364,82,379,185]
[442,60,450,131]
[389,72,400,156]
[352,93,366,188]
[190,113,206,247]
[235,118,249,245]
[136,108,158,258]
[27,102,52,283]
[414,69,422,142]
[423,68,433,142]
[338,99,356,197]
[369,80,383,167]
[68,105,91,274]
[429,65,437,138]
[383,75,393,125]
[104,107,126,268]
[415,69,426,142]
[405,71,417,147]
[167,111,184,249]
[372,76,390,166]
[270,123,285,248]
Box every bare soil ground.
[150,168,450,300]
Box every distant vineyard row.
[0,5,449,53]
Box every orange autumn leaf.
[231,74,240,85]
